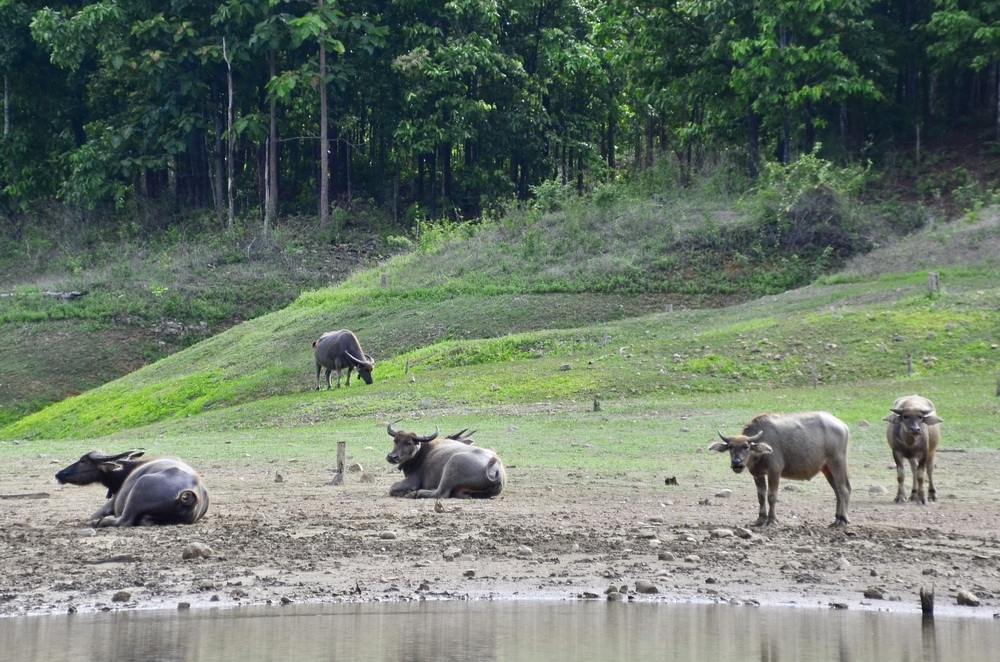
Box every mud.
[3,454,1000,619]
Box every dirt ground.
[2,453,1000,620]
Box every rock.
[210,595,220,602]
[837,557,852,570]
[863,587,885,600]
[956,590,981,607]
[858,420,870,429]
[417,582,430,591]
[922,568,938,576]
[580,591,600,599]
[559,364,572,371]
[434,500,445,513]
[705,577,717,584]
[735,527,753,540]
[684,554,701,563]
[359,472,375,483]
[274,472,283,483]
[635,580,659,594]
[664,476,678,486]
[463,569,476,578]
[443,547,462,561]
[829,602,849,610]
[636,528,658,539]
[710,528,735,539]
[182,542,213,560]
[647,516,665,524]
[177,602,191,610]
[782,484,800,492]
[379,531,398,540]
[868,485,888,495]
[111,591,131,603]
[698,498,712,506]
[347,462,363,473]
[67,605,77,614]
[715,489,733,499]
[648,539,661,548]
[517,545,534,558]
[76,528,97,537]
[280,596,292,605]
[658,551,676,561]
[607,591,625,602]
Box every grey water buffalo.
[385,421,505,498]
[710,412,852,527]
[313,329,375,389]
[55,450,209,527]
[883,394,941,504]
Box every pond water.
[2,601,998,662]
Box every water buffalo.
[710,412,852,527]
[313,329,375,389]
[883,394,941,504]
[385,421,505,498]
[55,450,209,527]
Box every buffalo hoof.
[928,492,937,502]
[95,515,118,527]
[749,518,768,528]
[894,495,907,504]
[829,518,849,528]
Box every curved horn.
[919,408,933,416]
[716,430,730,443]
[387,419,402,437]
[345,350,373,370]
[88,449,139,463]
[415,426,439,442]
[890,408,903,416]
[364,353,375,366]
[746,430,765,442]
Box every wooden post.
[330,441,346,486]
[380,273,388,288]
[920,587,934,617]
[995,375,1000,396]
[811,364,819,388]
[593,396,601,412]
[927,272,940,296]
[907,353,913,377]
[664,303,673,313]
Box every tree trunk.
[2,74,9,140]
[318,0,330,229]
[995,61,1000,142]
[644,114,654,168]
[747,110,760,178]
[222,37,235,229]
[211,110,225,224]
[264,50,278,234]
[606,110,616,171]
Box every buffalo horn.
[89,449,141,463]
[716,430,730,444]
[345,350,373,370]
[415,427,439,442]
[746,430,765,442]
[387,419,402,437]
[890,408,903,416]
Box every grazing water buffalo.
[55,450,209,527]
[883,394,941,504]
[313,329,375,389]
[385,421,505,498]
[710,412,852,527]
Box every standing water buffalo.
[313,329,375,389]
[883,394,941,504]
[385,421,505,498]
[710,412,852,527]
[55,450,209,527]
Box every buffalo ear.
[708,441,730,453]
[99,462,124,473]
[922,414,942,425]
[749,442,773,455]
[882,414,899,423]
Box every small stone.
[636,529,658,539]
[177,602,191,610]
[274,472,283,483]
[210,595,220,602]
[347,462,363,473]
[705,577,717,585]
[858,420,870,429]
[463,569,476,578]
[67,605,77,614]
[379,531,398,540]
[870,569,879,577]
[710,528,734,539]
[580,591,600,599]
[735,527,753,540]
[838,557,852,570]
[607,591,625,602]
[443,547,462,561]
[783,484,800,492]
[76,528,97,537]
[280,596,292,605]
[112,591,131,602]
[869,485,888,495]
[559,364,572,371]
[658,551,676,561]
[664,476,678,486]
[863,587,885,600]
[648,539,661,548]
[956,590,981,607]
[829,602,848,610]
[182,542,213,560]
[684,555,700,563]
[922,568,938,576]
[635,580,659,594]
[715,489,733,499]
[418,582,430,591]
[698,498,712,506]
[517,545,534,558]
[359,472,375,483]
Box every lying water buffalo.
[385,421,505,498]
[884,394,941,504]
[55,450,209,527]
[313,329,375,389]
[710,412,852,527]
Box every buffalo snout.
[386,453,399,464]
[731,464,745,474]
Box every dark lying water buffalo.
[385,422,505,498]
[710,412,852,527]
[313,329,375,389]
[55,450,209,527]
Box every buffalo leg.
[315,363,323,390]
[335,369,342,388]
[822,462,851,527]
[324,368,333,390]
[751,475,768,527]
[908,457,922,503]
[892,450,907,503]
[89,500,115,526]
[764,471,780,525]
[346,366,353,386]
[95,475,179,527]
[389,478,420,497]
[914,457,928,505]
[926,454,937,502]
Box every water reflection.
[2,601,998,662]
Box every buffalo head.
[709,430,772,474]
[884,407,941,436]
[56,450,146,486]
[346,350,376,385]
[385,420,438,465]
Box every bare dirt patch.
[2,455,1000,619]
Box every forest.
[1,0,999,231]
